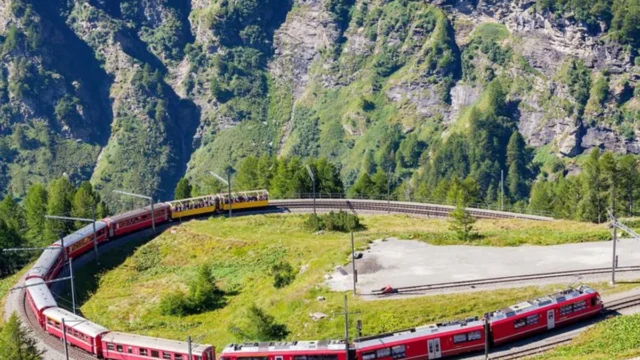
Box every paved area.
[327,237,640,294]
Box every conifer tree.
[0,193,25,236]
[0,312,43,359]
[235,156,259,191]
[618,155,639,216]
[578,149,604,223]
[24,183,47,246]
[449,192,476,241]
[174,178,193,200]
[44,176,75,241]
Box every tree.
[0,193,25,235]
[0,219,24,277]
[618,155,639,216]
[71,184,96,229]
[0,312,43,359]
[449,194,476,241]
[599,151,620,215]
[529,181,553,214]
[578,149,605,223]
[371,168,389,198]
[174,178,193,200]
[24,183,47,246]
[188,264,225,313]
[244,305,289,341]
[349,172,374,198]
[44,177,75,241]
[314,158,343,194]
[235,156,260,191]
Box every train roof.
[25,278,57,310]
[486,285,598,322]
[42,307,109,337]
[166,194,219,206]
[218,189,269,199]
[53,221,107,248]
[354,318,483,349]
[26,247,62,279]
[104,203,170,223]
[222,340,347,354]
[102,332,213,355]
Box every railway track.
[369,266,640,296]
[270,199,553,221]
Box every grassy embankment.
[71,214,629,351]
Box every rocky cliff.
[0,0,638,207]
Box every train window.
[107,343,115,351]
[573,301,587,312]
[128,347,133,354]
[468,331,482,341]
[309,355,323,360]
[514,319,526,329]
[141,349,148,356]
[560,305,573,316]
[391,345,405,359]
[152,350,160,358]
[175,356,183,360]
[324,355,338,360]
[376,347,391,358]
[526,315,539,325]
[47,319,53,326]
[163,352,172,359]
[453,334,467,343]
[363,351,377,360]
[294,356,307,360]
[117,345,123,352]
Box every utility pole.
[306,165,316,215]
[612,224,618,285]
[188,335,192,360]
[113,190,156,233]
[209,170,233,218]
[69,257,76,314]
[45,215,100,264]
[332,295,361,360]
[387,168,392,214]
[351,230,357,295]
[484,315,490,360]
[62,318,70,360]
[500,170,504,211]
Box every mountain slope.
[0,0,638,209]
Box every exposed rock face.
[270,0,340,98]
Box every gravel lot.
[327,237,640,295]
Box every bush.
[245,305,289,340]
[158,264,226,316]
[305,211,362,232]
[271,261,295,288]
[133,243,160,272]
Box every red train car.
[488,285,602,346]
[54,221,108,259]
[354,318,485,360]
[102,332,215,360]
[220,340,348,360]
[25,278,57,328]
[104,203,170,238]
[43,307,109,355]
[25,247,64,281]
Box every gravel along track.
[369,266,640,297]
[269,199,552,221]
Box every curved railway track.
[269,199,553,221]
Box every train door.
[547,309,555,329]
[427,339,441,359]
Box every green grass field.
[535,314,640,360]
[67,214,621,351]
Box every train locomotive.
[22,190,268,360]
[220,285,602,360]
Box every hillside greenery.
[72,215,632,351]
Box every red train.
[22,191,269,360]
[220,286,602,360]
[21,187,603,360]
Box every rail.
[283,193,555,218]
[270,199,554,221]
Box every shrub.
[158,264,226,316]
[271,261,295,288]
[245,305,289,340]
[133,243,160,272]
[159,291,189,316]
[305,211,362,232]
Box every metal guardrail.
[280,193,555,218]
